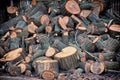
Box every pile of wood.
[0,0,120,79]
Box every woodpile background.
[0,0,120,80]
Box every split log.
[36,34,50,49]
[53,39,67,51]
[80,10,92,18]
[87,12,99,22]
[16,21,27,29]
[61,0,80,15]
[89,22,107,35]
[33,49,45,58]
[103,38,119,52]
[54,46,79,70]
[27,22,38,33]
[31,0,37,6]
[62,16,74,28]
[0,47,5,58]
[45,46,56,57]
[90,62,105,74]
[79,61,92,73]
[25,70,32,76]
[35,59,59,77]
[0,48,23,63]
[18,63,32,73]
[109,24,120,39]
[104,61,120,70]
[25,54,34,63]
[10,37,20,50]
[62,31,69,45]
[9,31,17,39]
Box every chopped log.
[0,48,23,62]
[90,62,105,74]
[0,47,5,58]
[80,10,92,18]
[27,22,38,33]
[45,24,53,34]
[36,24,46,33]
[64,0,80,15]
[31,0,37,6]
[25,54,34,63]
[54,46,79,70]
[45,46,56,57]
[10,37,20,50]
[33,49,45,58]
[54,22,61,34]
[25,70,32,76]
[41,70,56,80]
[7,65,21,76]
[53,39,67,51]
[35,59,59,77]
[16,21,27,29]
[16,30,29,38]
[62,31,69,45]
[32,56,52,73]
[103,38,119,52]
[40,14,50,25]
[36,34,50,49]
[79,62,91,73]
[62,16,74,28]
[10,31,17,39]
[104,61,120,70]
[58,17,69,31]
[71,15,82,24]
[18,63,32,73]
[7,6,17,14]
[87,12,99,22]
[109,24,120,39]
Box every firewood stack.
[0,0,120,79]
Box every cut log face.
[58,17,68,30]
[65,0,80,14]
[27,22,38,33]
[45,25,53,33]
[109,24,120,32]
[35,59,59,76]
[45,46,56,57]
[54,46,79,70]
[40,14,50,25]
[79,62,91,73]
[80,10,92,18]
[0,48,23,62]
[90,62,105,74]
[7,6,17,14]
[41,70,55,80]
[31,0,37,6]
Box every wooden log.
[35,59,59,77]
[90,62,105,74]
[54,46,79,70]
[80,10,92,18]
[10,37,20,50]
[18,63,32,73]
[0,48,23,62]
[87,12,99,22]
[45,46,56,57]
[31,0,37,6]
[16,21,27,29]
[103,38,119,52]
[25,70,32,76]
[71,15,82,24]
[33,49,45,58]
[9,31,17,39]
[109,24,120,39]
[27,22,38,34]
[36,34,50,49]
[36,24,46,33]
[0,47,5,58]
[25,54,34,63]
[64,0,80,15]
[41,70,56,80]
[79,60,94,73]
[45,24,53,34]
[7,65,21,76]
[32,56,52,73]
[53,22,61,34]
[16,30,29,38]
[40,14,50,25]
[89,22,107,35]
[62,16,74,28]
[62,31,69,45]
[53,39,67,51]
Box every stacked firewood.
[0,0,120,79]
